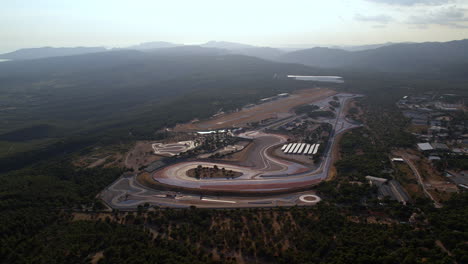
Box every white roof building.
[417,143,433,151]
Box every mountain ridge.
[0,46,107,60]
[278,39,468,73]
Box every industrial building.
[417,143,433,151]
[366,176,410,204]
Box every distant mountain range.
[200,41,256,50]
[1,39,467,75]
[147,45,228,56]
[278,39,468,73]
[0,47,107,60]
[198,41,285,60]
[330,42,405,52]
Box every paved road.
[101,175,321,209]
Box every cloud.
[355,14,394,24]
[409,24,429,29]
[372,24,388,28]
[407,6,468,28]
[366,0,453,5]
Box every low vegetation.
[294,104,319,115]
[187,165,242,179]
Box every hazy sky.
[1,0,468,52]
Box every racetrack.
[102,93,363,208]
[152,132,313,191]
[151,93,363,192]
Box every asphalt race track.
[151,93,362,192]
[101,93,363,209]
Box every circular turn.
[299,194,321,203]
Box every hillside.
[279,39,468,74]
[228,47,284,61]
[146,45,228,56]
[147,43,285,61]
[0,50,318,145]
[196,41,283,60]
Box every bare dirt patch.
[125,141,163,172]
[90,251,104,264]
[87,156,110,168]
[73,143,130,169]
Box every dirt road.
[400,154,442,208]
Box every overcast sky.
[1,0,468,53]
